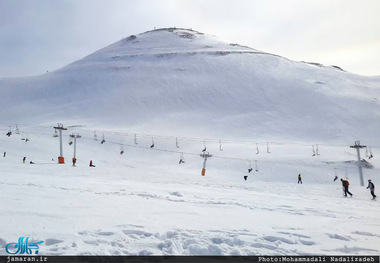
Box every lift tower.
[70,133,81,166]
[350,140,366,186]
[54,123,67,164]
[200,152,212,176]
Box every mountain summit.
[1,28,379,143]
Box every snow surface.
[0,28,379,143]
[0,128,379,256]
[0,28,379,256]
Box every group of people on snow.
[19,156,95,167]
[340,178,376,199]
[21,156,34,164]
[297,173,376,200]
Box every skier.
[367,179,376,199]
[72,157,77,167]
[29,161,35,164]
[3,152,6,157]
[298,174,302,184]
[89,160,95,167]
[340,178,353,197]
[333,175,338,182]
[23,157,26,163]
[6,131,11,137]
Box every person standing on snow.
[298,174,302,184]
[367,179,376,199]
[341,178,353,197]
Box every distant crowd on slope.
[297,173,376,200]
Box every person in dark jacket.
[367,179,376,199]
[341,178,352,197]
[297,174,302,184]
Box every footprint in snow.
[45,238,64,246]
[262,235,297,245]
[326,233,351,241]
[97,231,115,236]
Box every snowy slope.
[1,28,379,143]
[0,127,379,256]
[0,28,379,256]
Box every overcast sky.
[0,0,379,77]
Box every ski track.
[2,225,378,255]
[1,170,379,255]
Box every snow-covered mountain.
[1,28,379,144]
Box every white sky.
[0,0,379,77]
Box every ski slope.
[0,28,379,255]
[0,125,379,255]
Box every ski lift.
[333,168,339,182]
[21,132,25,140]
[120,145,124,155]
[134,134,138,145]
[179,152,185,164]
[366,146,373,159]
[101,134,105,144]
[150,138,154,148]
[255,160,259,172]
[176,137,179,148]
[68,136,73,145]
[53,129,59,138]
[334,168,338,180]
[219,140,223,151]
[248,161,253,173]
[94,131,98,141]
[256,143,259,154]
[16,125,20,134]
[202,141,206,152]
[312,144,320,156]
[267,142,270,153]
[6,126,12,137]
[369,146,373,159]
